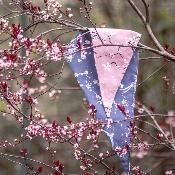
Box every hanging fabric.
[65,28,141,174]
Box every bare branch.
[141,0,150,23]
[127,0,168,54]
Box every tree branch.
[127,0,175,63]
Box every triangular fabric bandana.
[65,28,141,174]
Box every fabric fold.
[89,28,141,116]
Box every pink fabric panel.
[89,28,141,113]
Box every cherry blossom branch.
[0,152,59,173]
[0,1,174,174]
[136,101,175,150]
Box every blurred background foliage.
[0,0,175,174]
